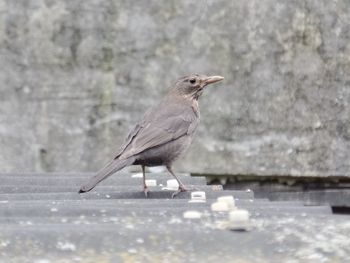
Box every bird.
[79,74,224,197]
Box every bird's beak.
[202,75,224,86]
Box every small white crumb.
[128,248,137,254]
[211,201,229,212]
[136,238,144,244]
[183,210,202,219]
[56,241,76,251]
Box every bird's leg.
[166,165,188,198]
[142,165,149,197]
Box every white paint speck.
[168,217,182,224]
[131,173,143,178]
[125,223,135,229]
[34,260,51,263]
[287,148,293,154]
[136,238,144,244]
[0,241,10,247]
[56,241,76,251]
[128,248,137,254]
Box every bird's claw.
[143,187,150,198]
[171,185,201,198]
[171,185,188,198]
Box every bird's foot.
[143,186,150,198]
[171,185,201,198]
[171,185,188,198]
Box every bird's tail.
[78,157,135,193]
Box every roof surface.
[0,172,349,262]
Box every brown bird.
[79,74,224,197]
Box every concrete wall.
[1,0,350,176]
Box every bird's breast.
[191,100,200,118]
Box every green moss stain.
[101,47,114,71]
[95,73,115,156]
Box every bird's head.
[171,74,224,100]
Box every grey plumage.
[79,74,224,196]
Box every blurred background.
[1,0,350,180]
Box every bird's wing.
[113,123,142,159]
[116,103,198,160]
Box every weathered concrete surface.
[1,0,350,176]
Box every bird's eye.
[189,78,196,84]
